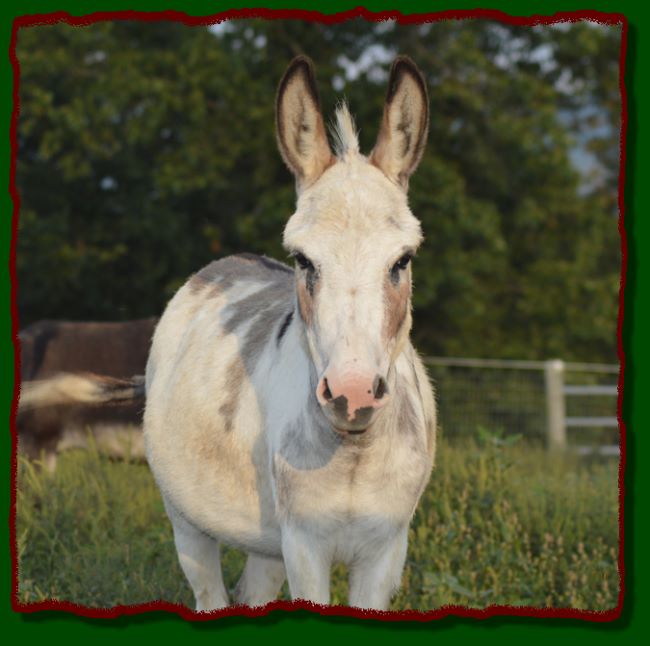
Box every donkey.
[144,56,436,611]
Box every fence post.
[545,359,566,451]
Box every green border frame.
[2,0,644,641]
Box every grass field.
[15,433,620,611]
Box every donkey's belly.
[145,374,283,555]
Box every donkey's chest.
[272,435,430,526]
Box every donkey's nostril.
[373,376,388,400]
[373,377,387,399]
[322,378,333,402]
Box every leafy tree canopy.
[16,18,621,362]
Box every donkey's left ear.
[370,57,429,189]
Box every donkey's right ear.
[276,56,334,190]
[370,57,429,190]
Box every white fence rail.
[422,357,620,455]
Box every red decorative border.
[9,6,628,623]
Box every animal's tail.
[18,372,145,412]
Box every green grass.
[16,435,619,611]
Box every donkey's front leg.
[164,499,229,611]
[281,524,331,605]
[348,527,409,610]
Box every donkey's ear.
[276,56,334,190]
[370,57,429,189]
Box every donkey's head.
[276,56,429,434]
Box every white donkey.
[144,55,436,611]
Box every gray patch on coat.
[235,253,293,276]
[188,254,292,297]
[200,255,294,433]
[222,282,293,369]
[278,412,340,471]
[217,292,289,434]
[222,281,289,332]
[277,366,341,470]
[274,409,341,516]
[242,302,288,366]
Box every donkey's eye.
[294,252,315,272]
[392,253,412,274]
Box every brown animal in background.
[16,318,155,469]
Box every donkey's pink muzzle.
[316,372,389,431]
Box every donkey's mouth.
[333,426,368,436]
[325,406,377,434]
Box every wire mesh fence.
[423,357,620,454]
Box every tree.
[15,18,621,362]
